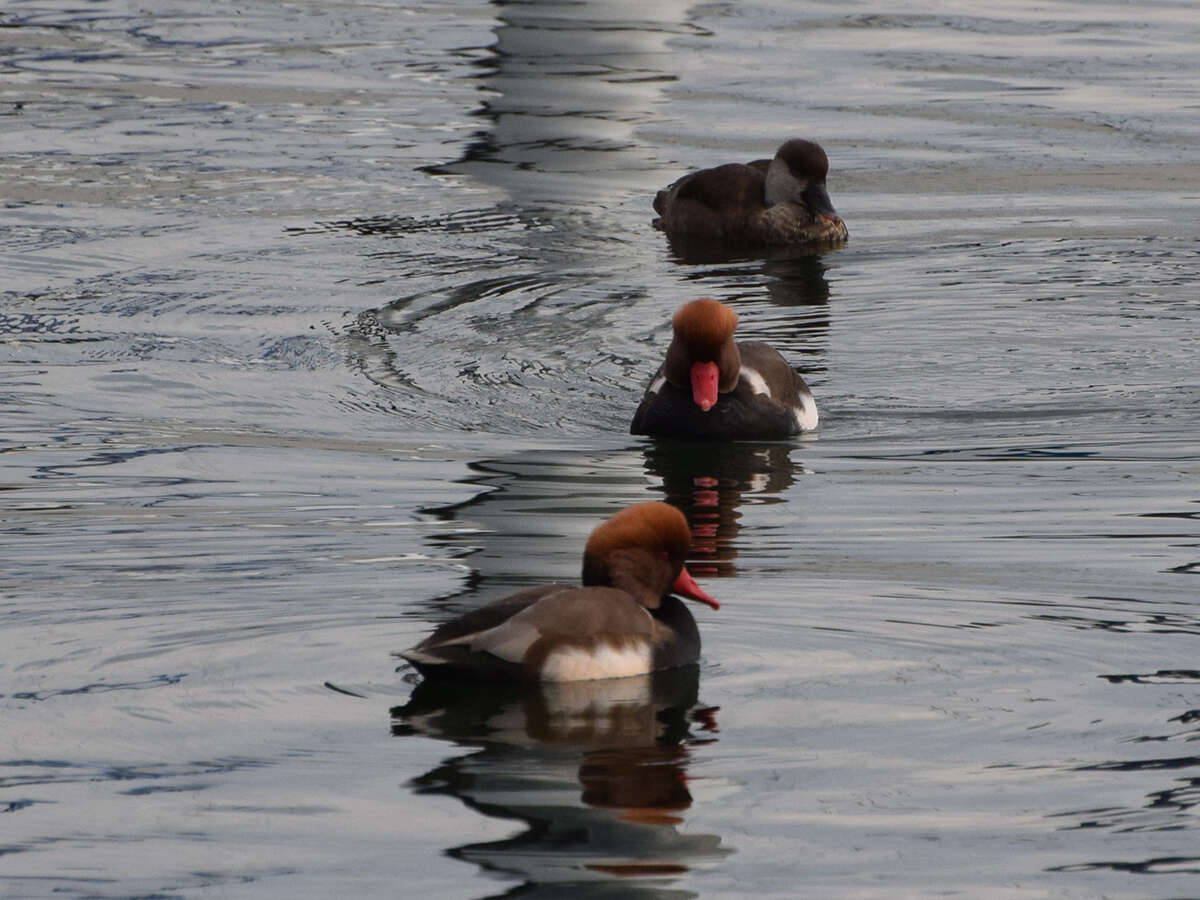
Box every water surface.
[2,0,1199,897]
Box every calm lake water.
[3,0,1199,896]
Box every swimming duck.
[630,298,818,439]
[653,139,847,245]
[400,502,718,682]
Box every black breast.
[649,595,701,671]
[630,379,798,440]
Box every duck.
[652,138,847,245]
[630,298,818,439]
[400,502,718,682]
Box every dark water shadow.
[392,665,729,898]
[1048,856,1200,876]
[758,254,836,311]
[663,229,846,273]
[668,244,835,307]
[1034,675,1200,845]
[641,441,801,579]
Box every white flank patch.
[540,642,652,682]
[739,365,770,396]
[794,393,819,431]
[647,374,666,395]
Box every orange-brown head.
[672,298,738,357]
[582,502,718,610]
[664,299,742,412]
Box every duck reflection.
[392,666,728,898]
[670,251,834,385]
[641,441,801,579]
[759,254,834,311]
[670,240,834,302]
[664,226,841,269]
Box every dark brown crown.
[776,139,829,181]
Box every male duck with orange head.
[631,298,818,440]
[401,502,718,682]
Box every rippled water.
[3,0,1199,896]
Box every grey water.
[2,0,1198,896]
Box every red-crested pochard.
[630,298,819,439]
[653,139,847,245]
[401,502,718,682]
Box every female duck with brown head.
[653,139,847,245]
[631,298,819,440]
[401,502,718,682]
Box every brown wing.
[738,341,809,408]
[654,163,766,238]
[401,586,654,679]
[400,584,566,678]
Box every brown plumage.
[653,138,848,246]
[400,502,718,682]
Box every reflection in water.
[424,0,695,204]
[760,254,834,310]
[663,227,841,282]
[642,442,801,579]
[392,666,728,898]
[669,250,835,383]
[407,448,650,621]
[669,245,834,309]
